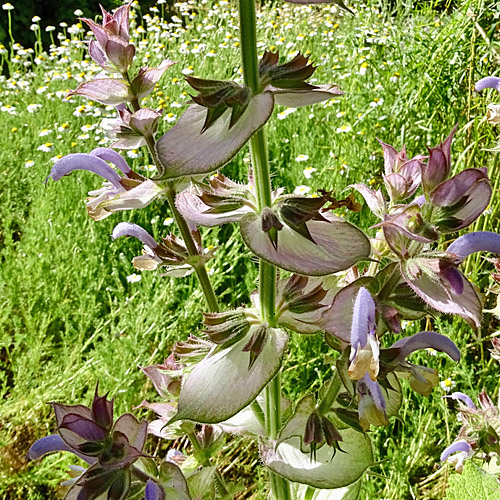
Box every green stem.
[317,371,341,415]
[130,94,219,313]
[377,266,402,302]
[187,430,230,497]
[238,0,290,498]
[304,486,316,500]
[165,187,220,313]
[251,399,266,430]
[131,464,155,484]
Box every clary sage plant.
[29,2,500,499]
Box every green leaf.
[171,327,288,423]
[187,467,216,500]
[260,428,373,489]
[444,462,500,500]
[158,461,192,500]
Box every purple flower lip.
[111,222,158,250]
[447,232,500,262]
[440,440,473,462]
[350,287,376,354]
[391,331,460,363]
[443,391,476,409]
[47,153,125,191]
[475,76,500,92]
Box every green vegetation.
[0,0,499,498]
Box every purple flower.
[476,76,500,92]
[348,287,379,381]
[440,440,473,473]
[29,386,148,499]
[444,392,477,410]
[447,232,500,262]
[47,148,170,221]
[112,222,213,276]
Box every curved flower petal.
[28,435,96,464]
[48,153,125,191]
[391,331,460,362]
[476,76,500,92]
[440,440,473,462]
[90,147,133,176]
[447,231,500,262]
[111,222,158,250]
[444,392,476,409]
[155,93,274,179]
[240,212,370,276]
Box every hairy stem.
[187,430,230,497]
[238,0,290,498]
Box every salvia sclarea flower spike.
[68,2,176,108]
[47,148,172,221]
[112,222,213,276]
[356,127,491,239]
[176,173,370,276]
[29,386,150,499]
[154,52,342,180]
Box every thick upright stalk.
[238,0,290,498]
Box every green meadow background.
[1,0,499,498]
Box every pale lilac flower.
[441,440,473,473]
